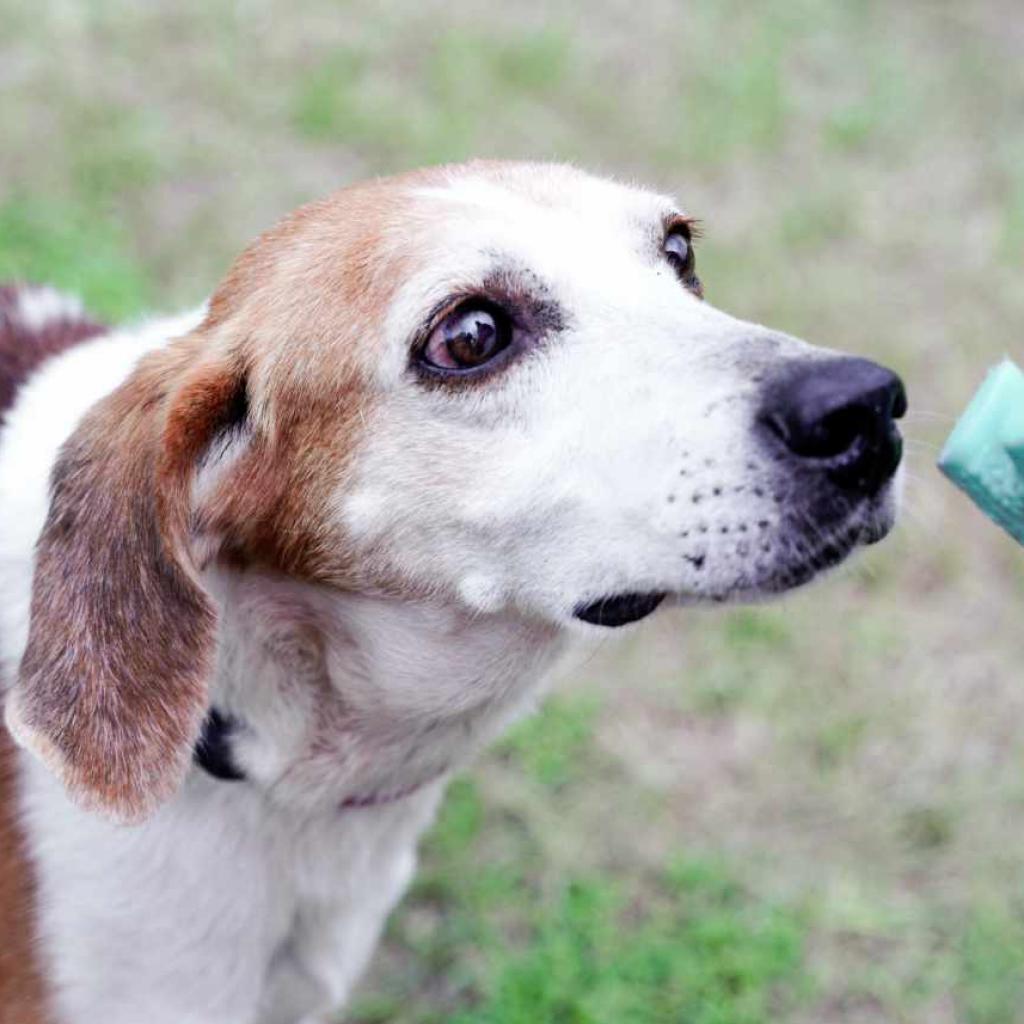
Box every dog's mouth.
[571,493,898,629]
[573,591,667,627]
[571,532,851,628]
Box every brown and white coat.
[0,163,903,1023]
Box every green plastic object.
[938,358,1024,546]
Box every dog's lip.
[859,513,894,546]
[750,515,873,595]
[573,591,667,627]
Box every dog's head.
[6,162,905,819]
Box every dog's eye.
[419,304,513,373]
[663,226,703,298]
[664,228,691,269]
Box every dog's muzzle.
[570,356,907,629]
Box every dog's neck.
[203,567,573,814]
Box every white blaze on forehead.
[412,172,682,283]
[413,165,678,227]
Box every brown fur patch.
[193,172,435,583]
[0,733,51,1024]
[11,340,237,822]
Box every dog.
[0,161,906,1023]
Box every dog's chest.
[253,786,443,1023]
[22,755,443,1024]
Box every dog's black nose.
[760,357,907,495]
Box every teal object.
[938,359,1024,546]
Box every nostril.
[760,397,873,463]
[794,404,873,461]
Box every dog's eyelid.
[659,215,704,300]
[662,213,702,243]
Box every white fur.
[0,166,900,1023]
[10,285,85,333]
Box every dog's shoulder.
[0,284,108,427]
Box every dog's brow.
[480,260,567,334]
[661,211,702,237]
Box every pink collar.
[339,766,449,810]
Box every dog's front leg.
[257,840,420,1024]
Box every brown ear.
[4,339,247,823]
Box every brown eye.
[420,304,512,373]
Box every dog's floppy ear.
[4,337,248,823]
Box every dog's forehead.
[407,165,677,259]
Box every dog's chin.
[571,497,898,628]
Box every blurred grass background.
[2,1,1024,1020]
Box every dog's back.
[0,285,106,426]
[0,284,104,1024]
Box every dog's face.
[321,163,905,627]
[7,161,905,820]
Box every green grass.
[292,27,572,166]
[958,904,1024,1024]
[496,695,602,790]
[0,197,151,319]
[357,759,1024,1024]
[450,869,804,1024]
[353,779,810,1024]
[2,1,1023,1020]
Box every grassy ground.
[3,2,1024,1020]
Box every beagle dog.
[0,162,906,1023]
